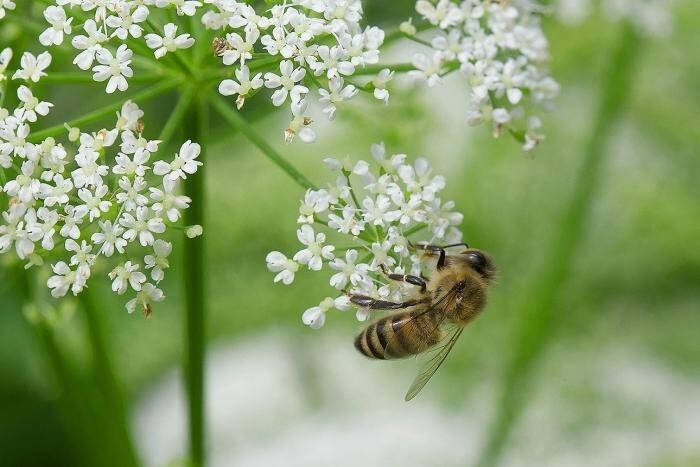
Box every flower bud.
[400,19,416,36]
[185,225,203,238]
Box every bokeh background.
[1,1,699,466]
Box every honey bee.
[350,243,496,401]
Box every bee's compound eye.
[466,252,486,270]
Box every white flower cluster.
[205,0,388,143]
[266,143,464,329]
[556,0,675,37]
[38,0,200,93]
[410,0,560,151]
[0,49,202,315]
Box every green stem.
[210,95,317,190]
[158,84,197,145]
[183,95,207,467]
[28,79,182,142]
[352,63,415,76]
[80,291,141,467]
[474,24,641,467]
[17,272,106,467]
[41,72,166,84]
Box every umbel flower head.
[407,0,560,151]
[208,0,388,143]
[0,50,202,315]
[38,0,200,93]
[266,143,464,328]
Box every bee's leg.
[379,264,427,293]
[348,294,427,310]
[413,242,470,270]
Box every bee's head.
[462,249,496,281]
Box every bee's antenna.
[441,242,470,249]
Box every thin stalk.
[352,63,415,76]
[16,271,101,467]
[80,290,141,467]
[158,84,197,146]
[28,79,182,142]
[210,95,317,190]
[41,72,166,84]
[183,95,207,467]
[474,24,641,467]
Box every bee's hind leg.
[379,264,428,294]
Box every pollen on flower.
[266,143,465,329]
[0,60,202,315]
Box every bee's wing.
[404,325,465,401]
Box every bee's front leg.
[379,264,428,294]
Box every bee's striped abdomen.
[354,311,442,360]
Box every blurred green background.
[1,1,699,466]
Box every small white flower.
[297,189,332,224]
[218,65,263,109]
[284,99,315,143]
[0,47,12,83]
[149,184,191,222]
[71,149,109,188]
[302,296,339,329]
[361,194,401,227]
[116,100,144,132]
[26,207,59,251]
[329,249,370,290]
[91,220,127,257]
[144,239,172,282]
[125,283,164,316]
[221,28,259,66]
[318,77,357,120]
[71,20,108,70]
[293,224,335,270]
[260,26,297,58]
[75,184,112,222]
[106,5,148,40]
[266,251,299,285]
[47,261,86,298]
[415,0,464,29]
[66,239,95,269]
[109,261,147,294]
[92,45,133,93]
[15,86,53,123]
[155,0,202,17]
[145,23,195,59]
[116,176,149,212]
[264,60,308,107]
[372,68,394,104]
[153,140,202,190]
[309,45,355,79]
[328,206,364,236]
[409,53,443,87]
[120,206,165,247]
[12,51,52,83]
[113,150,150,177]
[39,6,73,46]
